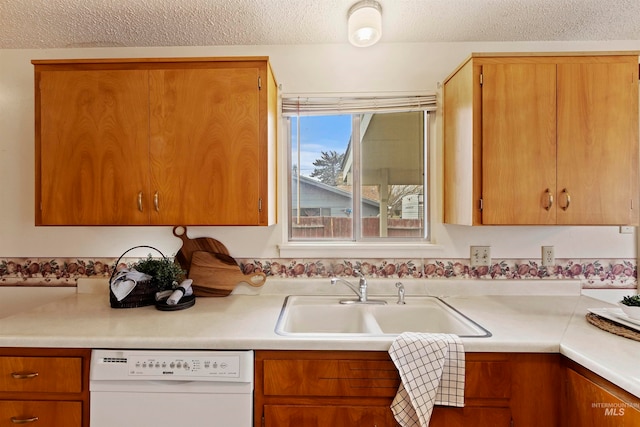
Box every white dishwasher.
[90,349,254,427]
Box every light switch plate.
[470,246,491,267]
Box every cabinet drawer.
[0,401,82,427]
[0,357,82,393]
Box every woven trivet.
[586,313,640,342]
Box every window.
[283,95,435,244]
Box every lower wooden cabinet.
[254,351,561,427]
[0,348,90,427]
[563,358,640,427]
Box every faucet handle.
[395,282,406,305]
[354,270,367,289]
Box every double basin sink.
[275,295,491,338]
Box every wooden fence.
[291,216,423,238]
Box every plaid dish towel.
[388,332,465,427]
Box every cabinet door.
[149,66,262,225]
[431,406,511,427]
[564,367,640,426]
[557,59,639,225]
[264,405,398,427]
[481,62,557,225]
[38,69,150,225]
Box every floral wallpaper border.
[0,257,636,289]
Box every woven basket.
[109,246,166,309]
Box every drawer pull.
[11,371,39,379]
[10,416,39,424]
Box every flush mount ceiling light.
[348,0,382,47]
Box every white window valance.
[281,93,437,116]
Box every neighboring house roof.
[291,174,379,215]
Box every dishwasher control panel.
[126,354,240,378]
[90,350,254,382]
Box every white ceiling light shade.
[348,0,382,47]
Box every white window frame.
[278,92,443,258]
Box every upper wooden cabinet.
[444,53,639,226]
[33,57,277,226]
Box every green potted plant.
[132,255,186,292]
[619,295,640,320]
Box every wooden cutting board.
[188,250,266,297]
[173,226,230,275]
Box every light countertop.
[0,279,638,398]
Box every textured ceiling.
[2,0,640,49]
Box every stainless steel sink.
[275,295,491,337]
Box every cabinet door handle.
[10,416,39,424]
[154,192,160,212]
[560,188,571,211]
[544,188,553,211]
[137,191,144,212]
[11,371,39,379]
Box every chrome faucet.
[330,270,386,305]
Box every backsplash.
[0,257,636,289]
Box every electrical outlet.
[542,246,555,266]
[470,246,491,267]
